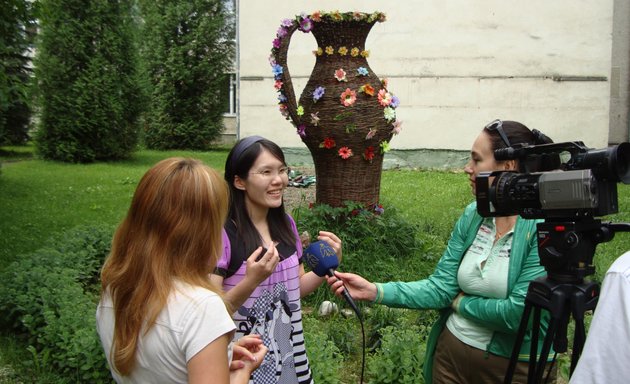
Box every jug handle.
[274,23,301,126]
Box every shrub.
[34,0,141,162]
[303,316,343,384]
[367,325,427,384]
[0,225,113,382]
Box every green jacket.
[374,202,550,383]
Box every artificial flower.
[271,64,283,79]
[272,38,281,49]
[311,11,322,22]
[340,88,357,106]
[274,80,283,90]
[391,120,403,135]
[360,50,370,58]
[338,147,353,159]
[277,26,288,38]
[377,89,392,106]
[310,112,320,126]
[299,17,313,32]
[313,86,325,102]
[278,94,287,103]
[321,137,336,149]
[297,124,306,137]
[331,10,343,21]
[338,46,348,56]
[381,78,388,88]
[281,18,293,27]
[357,67,369,76]
[380,141,390,154]
[279,104,289,118]
[360,84,375,96]
[268,54,276,66]
[325,46,334,55]
[364,146,376,162]
[334,68,347,82]
[383,107,396,122]
[390,95,400,108]
[353,12,363,21]
[374,204,385,214]
[314,47,323,56]
[365,128,377,140]
[351,47,360,57]
[297,105,304,116]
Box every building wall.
[238,0,618,151]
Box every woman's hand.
[230,334,266,371]
[244,243,279,285]
[327,271,377,302]
[318,231,343,265]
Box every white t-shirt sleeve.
[570,252,630,384]
[181,291,236,363]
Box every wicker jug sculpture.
[271,11,401,208]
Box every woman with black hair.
[211,136,343,384]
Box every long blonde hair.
[100,158,229,375]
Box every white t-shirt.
[570,251,630,384]
[96,281,236,383]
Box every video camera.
[476,141,630,219]
[476,140,630,282]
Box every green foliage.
[34,0,141,162]
[0,225,113,383]
[139,0,235,150]
[303,316,343,384]
[0,0,36,145]
[366,325,427,384]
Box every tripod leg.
[505,301,534,384]
[534,309,558,384]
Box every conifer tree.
[140,0,235,150]
[35,0,141,162]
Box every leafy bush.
[303,316,343,384]
[35,0,141,162]
[367,325,427,384]
[0,225,113,382]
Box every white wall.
[238,0,614,150]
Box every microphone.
[303,241,362,320]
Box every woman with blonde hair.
[97,157,266,384]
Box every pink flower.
[391,120,403,135]
[334,68,347,82]
[378,89,392,106]
[338,147,353,159]
[340,88,357,106]
[365,128,377,140]
[274,80,283,90]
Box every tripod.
[503,276,599,384]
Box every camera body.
[476,141,630,220]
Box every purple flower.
[281,18,294,27]
[277,26,288,38]
[390,95,400,108]
[272,38,281,49]
[278,94,287,103]
[299,17,313,32]
[312,86,325,102]
[297,124,306,137]
[271,64,283,79]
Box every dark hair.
[224,137,295,253]
[484,120,561,172]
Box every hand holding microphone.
[303,240,361,319]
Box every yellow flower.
[297,105,304,116]
[360,50,370,58]
[325,46,334,55]
[315,47,323,56]
[338,46,348,56]
[350,47,360,57]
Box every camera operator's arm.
[452,219,546,333]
